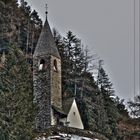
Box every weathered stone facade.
[33,55,52,131]
[50,56,62,108]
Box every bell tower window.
[39,59,45,70]
[53,59,58,72]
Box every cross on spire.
[45,4,48,15]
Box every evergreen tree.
[114,96,129,118]
[64,31,85,77]
[0,0,42,58]
[0,0,10,49]
[63,31,85,97]
[97,63,114,96]
[53,30,85,97]
[128,95,140,118]
[96,62,120,139]
[0,46,35,139]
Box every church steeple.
[33,8,62,132]
[33,9,60,59]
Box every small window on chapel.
[39,59,45,70]
[53,59,58,72]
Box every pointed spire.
[34,8,60,59]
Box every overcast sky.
[24,0,140,101]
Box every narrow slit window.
[53,59,58,71]
[39,59,45,70]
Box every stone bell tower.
[33,10,62,132]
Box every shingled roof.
[52,105,67,118]
[33,15,60,58]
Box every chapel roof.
[52,105,67,118]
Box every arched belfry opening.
[53,59,58,72]
[39,59,45,70]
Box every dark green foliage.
[0,0,42,61]
[0,1,42,139]
[0,46,35,139]
[128,95,140,117]
[53,29,85,97]
[76,99,89,129]
[114,96,129,118]
[97,64,120,138]
[97,66,114,95]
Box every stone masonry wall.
[33,55,51,132]
[51,56,62,108]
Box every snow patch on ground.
[36,133,99,140]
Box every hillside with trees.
[0,0,140,140]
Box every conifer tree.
[63,31,85,96]
[97,61,120,139]
[53,30,85,96]
[128,95,140,117]
[0,46,35,139]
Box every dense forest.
[0,0,140,140]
